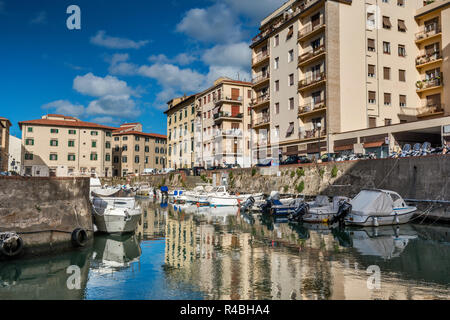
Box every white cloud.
[90,116,120,125]
[73,73,136,97]
[176,3,243,43]
[107,54,139,76]
[148,53,197,66]
[41,100,85,117]
[206,65,251,85]
[30,11,47,25]
[86,95,140,118]
[90,31,149,49]
[222,0,282,22]
[202,42,251,69]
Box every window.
[92,141,97,148]
[383,42,391,54]
[133,145,139,152]
[145,146,149,153]
[68,140,75,147]
[274,57,279,69]
[286,26,294,40]
[385,118,392,126]
[156,157,159,165]
[399,95,407,107]
[368,91,376,104]
[191,105,195,114]
[106,142,111,149]
[398,44,406,57]
[25,153,33,160]
[25,139,34,146]
[398,19,407,32]
[68,154,76,161]
[135,136,140,141]
[288,49,294,62]
[123,136,128,141]
[191,121,194,132]
[399,69,406,82]
[122,156,127,163]
[275,80,280,92]
[49,154,58,161]
[50,139,58,146]
[113,156,119,163]
[145,157,149,164]
[368,38,375,52]
[90,153,98,161]
[286,122,294,137]
[248,90,252,99]
[50,128,59,134]
[106,131,112,137]
[368,64,376,77]
[289,74,294,86]
[384,93,391,106]
[68,129,76,135]
[383,67,391,80]
[369,117,377,128]
[382,16,391,29]
[145,137,150,142]
[367,12,375,28]
[27,127,33,132]
[289,97,294,110]
[398,0,405,7]
[185,108,187,117]
[155,147,159,153]
[274,34,279,46]
[135,156,139,163]
[275,102,280,114]
[123,145,128,151]
[91,131,98,136]
[114,137,119,141]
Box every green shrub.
[290,171,295,178]
[331,165,338,178]
[296,168,305,177]
[229,171,233,180]
[251,167,257,176]
[200,174,207,182]
[319,168,325,178]
[283,185,288,193]
[296,181,305,193]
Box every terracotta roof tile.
[18,118,117,131]
[112,130,167,139]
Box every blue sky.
[0,0,283,137]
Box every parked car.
[255,158,278,167]
[281,155,312,165]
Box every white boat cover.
[314,195,330,206]
[350,190,394,216]
[90,177,102,188]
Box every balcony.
[299,128,326,140]
[298,44,326,67]
[252,72,270,87]
[298,17,325,42]
[213,111,244,123]
[214,129,243,138]
[214,95,243,105]
[416,75,443,93]
[253,114,271,128]
[416,51,442,68]
[252,51,270,67]
[298,72,326,92]
[415,24,441,43]
[417,103,445,118]
[251,94,270,108]
[298,101,326,117]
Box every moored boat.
[92,197,142,234]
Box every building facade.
[165,95,196,169]
[250,0,449,161]
[0,117,11,172]
[8,135,22,174]
[112,123,167,177]
[19,114,115,177]
[194,78,253,168]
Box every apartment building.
[112,123,167,177]
[19,114,115,177]
[194,78,253,168]
[0,117,12,172]
[8,135,22,174]
[165,95,196,169]
[250,0,449,161]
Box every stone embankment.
[0,177,93,258]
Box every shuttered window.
[368,64,376,77]
[398,20,407,32]
[286,26,294,39]
[399,69,406,82]
[384,93,391,105]
[383,16,392,29]
[368,91,376,103]
[369,117,377,128]
[368,39,375,52]
[399,95,407,106]
[383,67,391,80]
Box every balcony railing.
[415,24,441,41]
[213,111,244,120]
[253,114,270,127]
[298,101,326,114]
[251,94,270,107]
[214,129,243,137]
[298,72,326,90]
[298,16,325,40]
[416,74,443,91]
[252,51,270,65]
[298,44,325,65]
[214,95,243,104]
[299,128,326,140]
[417,103,445,117]
[252,72,270,85]
[416,51,442,66]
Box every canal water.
[0,199,449,300]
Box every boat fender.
[0,233,24,257]
[373,217,379,227]
[394,214,400,225]
[71,228,88,248]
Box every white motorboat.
[345,189,417,227]
[92,197,142,234]
[207,186,240,207]
[90,177,120,199]
[303,196,351,223]
[136,184,153,196]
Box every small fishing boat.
[90,177,120,199]
[207,186,240,207]
[344,189,417,227]
[91,197,142,234]
[259,191,305,216]
[302,196,351,223]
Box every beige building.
[165,95,196,169]
[19,114,115,177]
[112,123,167,177]
[8,135,22,174]
[194,78,253,168]
[0,117,12,172]
[250,0,450,161]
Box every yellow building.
[165,95,196,169]
[0,117,12,172]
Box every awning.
[384,93,391,104]
[400,95,406,104]
[285,123,294,137]
[398,19,407,31]
[383,16,391,28]
[334,145,353,152]
[364,141,385,148]
[368,39,375,48]
[368,64,375,74]
[285,145,299,156]
[368,91,376,100]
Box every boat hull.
[345,208,416,227]
[93,209,142,234]
[208,196,239,207]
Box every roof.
[164,94,196,114]
[0,117,12,127]
[196,78,252,97]
[112,130,167,139]
[18,118,117,131]
[46,114,78,120]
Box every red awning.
[363,141,385,148]
[334,145,353,152]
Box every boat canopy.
[350,190,394,216]
[90,177,102,188]
[314,195,330,206]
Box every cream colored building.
[112,123,167,177]
[8,135,22,174]
[165,95,196,169]
[194,78,253,168]
[0,117,11,172]
[250,0,450,161]
[19,114,115,177]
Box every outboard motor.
[330,201,352,225]
[240,196,255,212]
[288,202,309,222]
[160,186,169,198]
[259,198,272,213]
